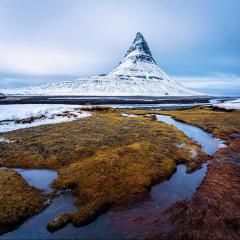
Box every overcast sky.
[0,0,240,95]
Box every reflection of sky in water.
[151,164,207,209]
[156,115,226,155]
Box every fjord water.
[1,114,224,239]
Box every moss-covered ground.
[1,107,239,237]
[0,110,205,230]
[0,169,46,234]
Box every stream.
[156,114,226,155]
[0,114,226,239]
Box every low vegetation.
[2,107,238,235]
[0,111,206,230]
[161,162,240,240]
[127,107,240,140]
[0,169,46,234]
[124,107,240,239]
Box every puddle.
[0,167,58,194]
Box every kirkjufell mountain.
[1,33,201,96]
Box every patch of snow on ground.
[0,137,15,143]
[175,143,186,148]
[217,140,227,149]
[191,149,198,158]
[214,99,240,110]
[0,104,91,133]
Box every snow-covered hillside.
[0,33,202,96]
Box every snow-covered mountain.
[1,32,202,96]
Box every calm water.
[0,167,58,193]
[1,192,119,240]
[151,163,207,208]
[156,114,226,155]
[1,165,207,240]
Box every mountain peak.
[0,32,201,96]
[124,32,155,63]
[109,32,158,76]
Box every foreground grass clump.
[163,162,240,240]
[0,111,206,230]
[0,111,203,170]
[0,169,46,234]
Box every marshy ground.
[126,107,240,239]
[0,107,239,239]
[0,169,46,234]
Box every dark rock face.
[150,115,157,121]
[124,32,156,64]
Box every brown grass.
[163,162,240,240]
[121,108,240,239]
[127,107,240,140]
[0,169,46,234]
[51,112,206,228]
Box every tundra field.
[0,106,239,239]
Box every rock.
[15,115,45,124]
[150,115,157,121]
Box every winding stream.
[0,114,225,239]
[156,114,226,155]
